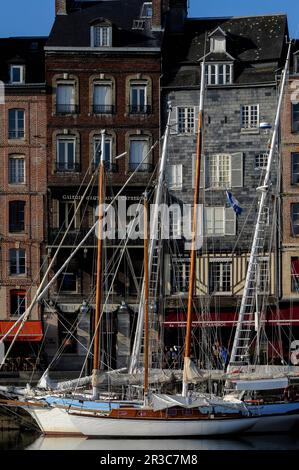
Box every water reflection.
[26,433,299,451]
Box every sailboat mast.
[227,42,292,370]
[93,130,106,397]
[144,192,149,398]
[182,61,206,398]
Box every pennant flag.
[226,191,243,216]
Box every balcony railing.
[56,104,79,115]
[8,130,24,139]
[55,162,81,173]
[93,104,115,115]
[128,163,153,173]
[128,105,151,115]
[91,161,118,172]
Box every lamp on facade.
[118,301,129,313]
[80,300,89,314]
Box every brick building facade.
[0,38,47,365]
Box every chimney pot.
[55,0,67,15]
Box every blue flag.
[226,191,243,216]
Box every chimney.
[55,0,67,15]
[152,0,162,30]
[166,0,188,32]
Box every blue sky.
[0,0,298,38]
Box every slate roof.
[163,14,288,87]
[47,0,162,49]
[0,37,47,84]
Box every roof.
[47,0,162,49]
[163,14,288,87]
[0,37,47,84]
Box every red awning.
[164,307,299,328]
[0,321,43,342]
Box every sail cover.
[152,394,210,411]
[234,378,289,391]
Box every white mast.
[227,42,292,370]
[129,104,172,374]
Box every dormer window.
[205,63,233,85]
[141,2,153,18]
[210,36,226,53]
[92,24,112,47]
[10,65,25,84]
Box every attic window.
[141,2,153,18]
[92,25,112,47]
[10,65,25,84]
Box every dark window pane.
[10,290,26,316]
[292,103,299,132]
[9,201,25,232]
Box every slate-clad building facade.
[162,15,289,364]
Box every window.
[8,109,25,139]
[294,56,299,74]
[9,249,26,275]
[93,135,113,170]
[291,203,299,237]
[10,290,26,317]
[205,207,236,236]
[292,153,299,185]
[59,201,77,231]
[56,83,76,114]
[170,206,182,239]
[9,201,25,233]
[10,65,25,84]
[209,261,232,294]
[205,64,232,85]
[292,103,299,133]
[58,272,78,293]
[56,137,78,172]
[9,156,25,184]
[129,138,150,172]
[129,83,149,114]
[291,258,299,292]
[141,2,153,17]
[210,154,231,188]
[171,257,190,294]
[93,83,113,114]
[178,107,195,133]
[168,165,183,190]
[93,25,112,47]
[257,258,269,294]
[210,36,226,53]
[255,153,268,170]
[241,105,259,130]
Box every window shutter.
[169,106,178,135]
[225,207,236,235]
[231,152,243,188]
[52,200,59,229]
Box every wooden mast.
[182,61,205,397]
[92,129,106,399]
[144,192,149,400]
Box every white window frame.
[141,2,153,18]
[255,153,268,170]
[129,137,150,171]
[9,248,26,276]
[93,135,113,166]
[8,155,25,184]
[210,154,231,189]
[91,25,112,47]
[130,82,148,111]
[10,65,25,84]
[291,203,299,237]
[168,164,183,190]
[209,260,232,295]
[170,205,182,239]
[56,137,77,172]
[177,107,195,134]
[205,207,225,236]
[292,152,299,185]
[205,63,233,85]
[241,104,259,130]
[172,257,190,294]
[93,81,113,112]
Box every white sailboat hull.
[67,413,257,437]
[24,406,83,436]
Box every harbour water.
[1,425,299,451]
